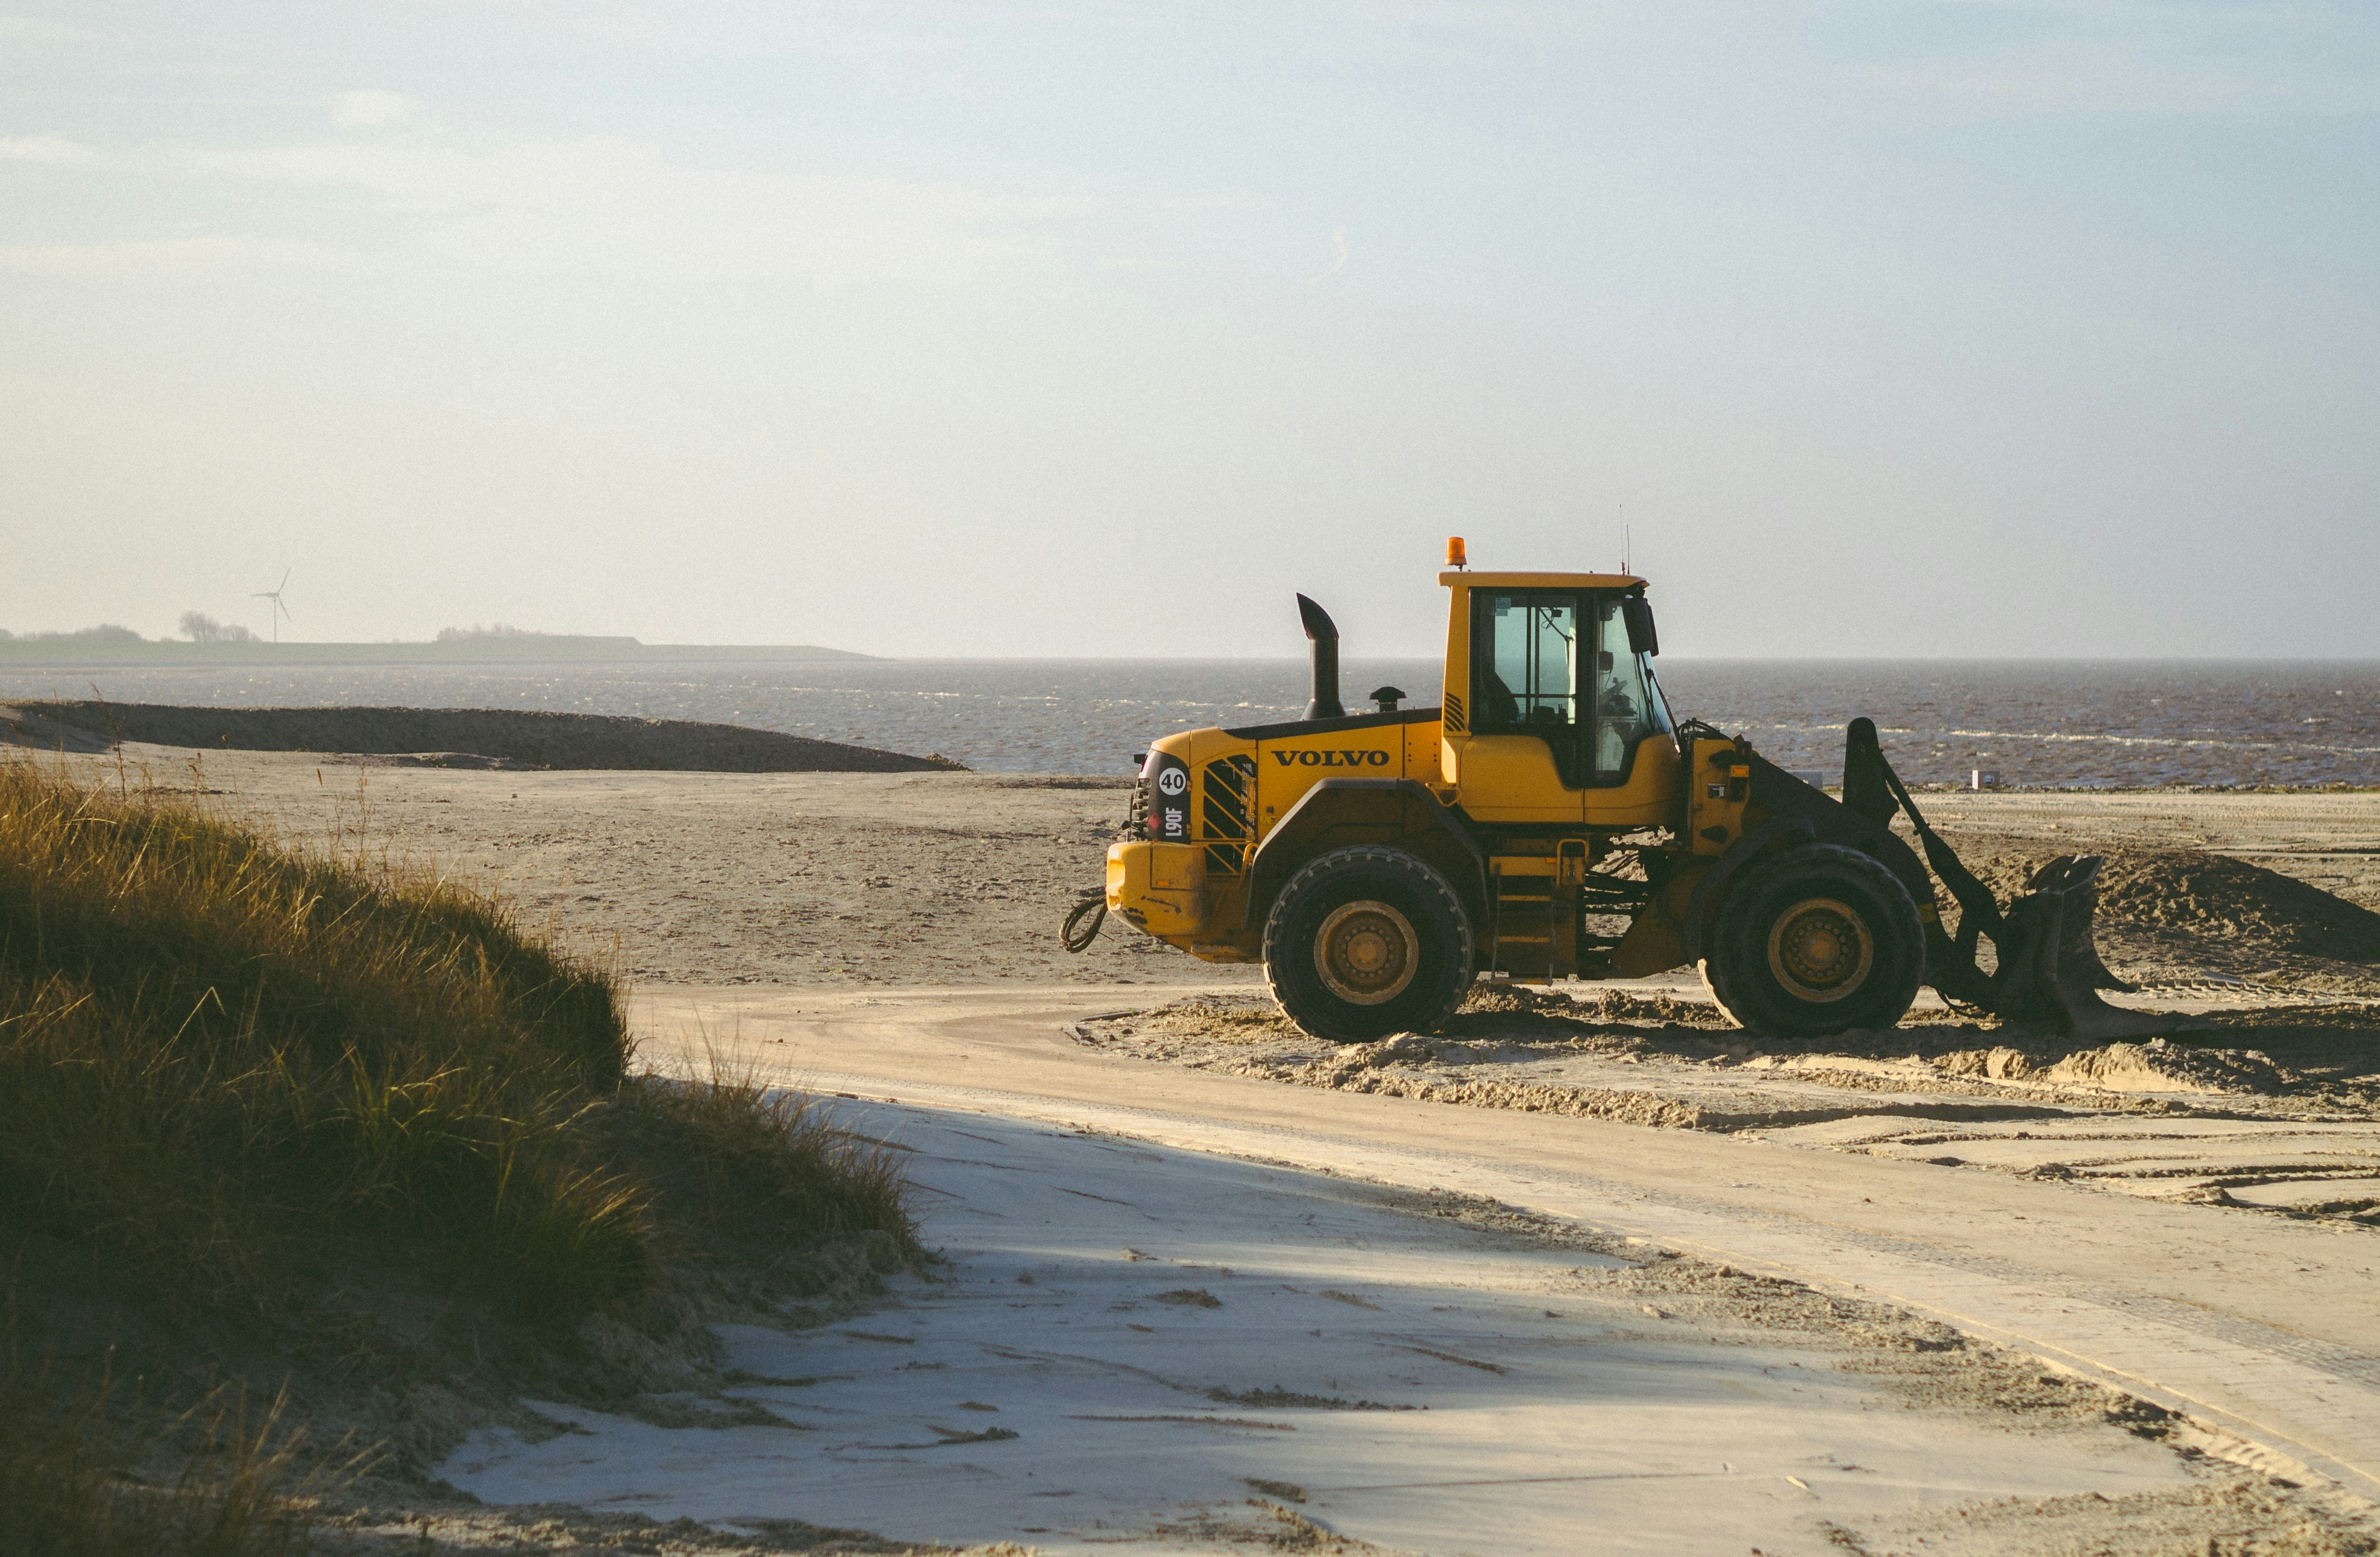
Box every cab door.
[1454,588,1586,825]
[1579,590,1680,828]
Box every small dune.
[0,761,918,1548]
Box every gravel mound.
[1,701,959,774]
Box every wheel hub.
[1313,899,1419,1007]
[1766,897,1874,1003]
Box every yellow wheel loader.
[1073,542,2164,1045]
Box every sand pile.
[2035,1037,2289,1095]
[1450,983,1733,1033]
[1112,984,1727,1055]
[1968,847,2380,962]
[1938,1037,2290,1095]
[1963,845,2380,990]
[2093,851,2380,962]
[0,700,959,773]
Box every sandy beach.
[20,735,2380,1553]
[30,735,2380,989]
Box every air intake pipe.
[1296,593,1345,720]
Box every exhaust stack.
[1296,593,1345,720]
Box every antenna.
[251,568,292,644]
[1620,506,1630,575]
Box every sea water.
[2,658,2374,787]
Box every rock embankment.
[0,700,961,773]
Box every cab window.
[1472,592,1578,734]
[1472,588,1658,787]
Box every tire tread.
[1263,845,1474,1042]
[1705,843,1924,1037]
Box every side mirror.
[1622,596,1659,657]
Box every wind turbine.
[252,568,292,643]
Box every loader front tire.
[1265,846,1475,1043]
[1704,844,1923,1038]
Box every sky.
[1,1,2375,659]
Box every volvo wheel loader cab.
[1090,543,2160,1045]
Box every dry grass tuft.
[605,1057,917,1283]
[0,1351,342,1557]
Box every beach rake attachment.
[1985,855,2172,1040]
[1841,720,2171,1042]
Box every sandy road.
[636,980,2380,1503]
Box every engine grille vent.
[1444,692,1466,734]
[1127,775,1151,833]
[1201,754,1255,875]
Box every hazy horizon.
[5,629,2379,666]
[4,4,2375,661]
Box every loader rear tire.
[1704,844,1923,1039]
[1265,846,1475,1044]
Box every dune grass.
[0,756,914,1549]
[0,1364,328,1557]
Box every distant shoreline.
[0,700,958,773]
[0,640,879,668]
